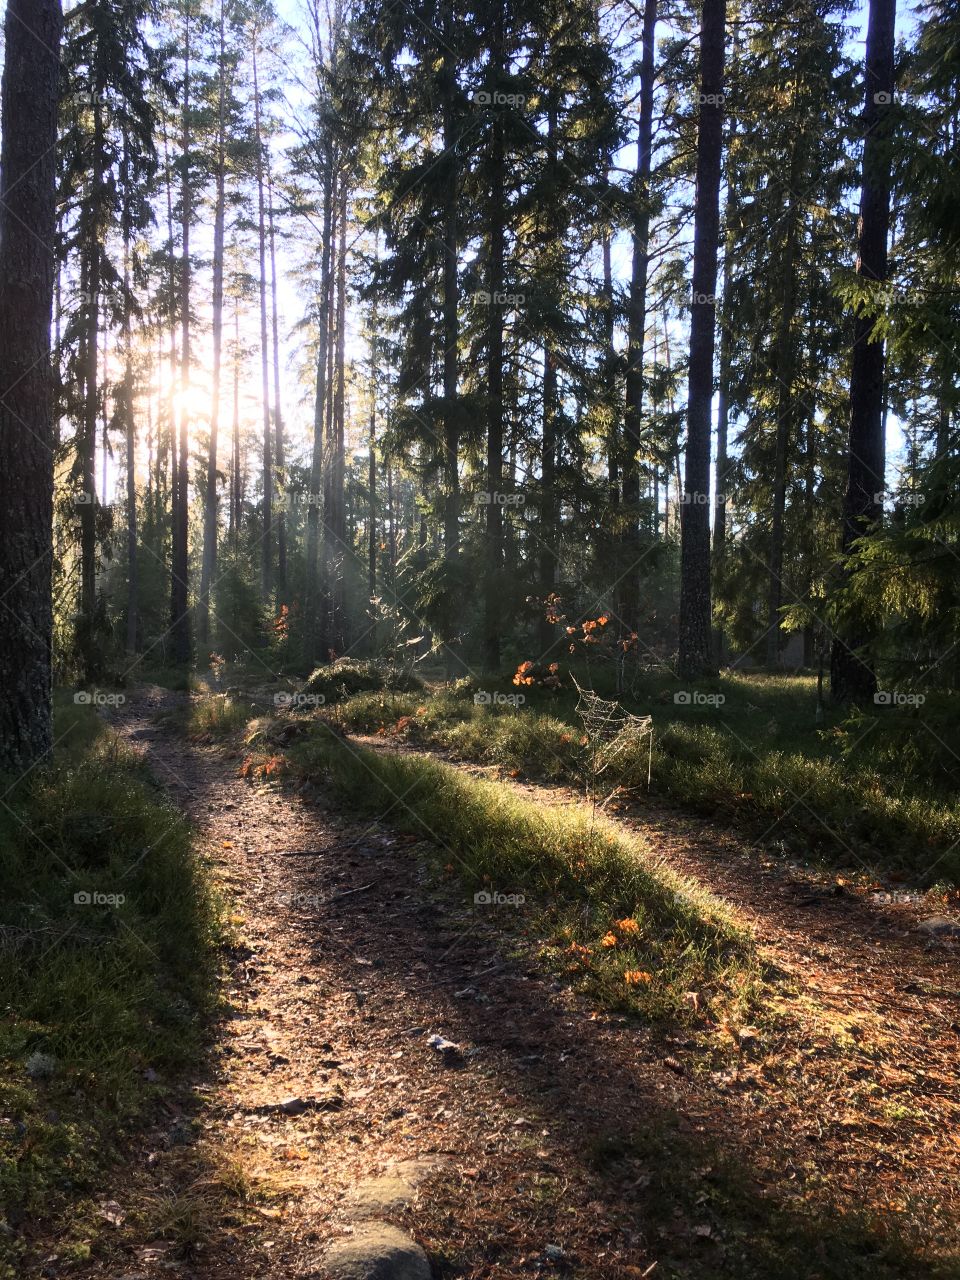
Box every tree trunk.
[712,252,732,663]
[830,0,895,703]
[268,160,287,604]
[538,343,559,658]
[230,301,241,546]
[331,178,348,651]
[253,34,273,605]
[170,3,192,665]
[0,0,62,774]
[122,144,138,656]
[765,143,802,667]
[621,0,658,640]
[162,120,179,572]
[678,0,725,680]
[483,0,506,673]
[78,102,104,682]
[199,0,228,650]
[304,156,333,665]
[441,1,460,562]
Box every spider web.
[572,676,654,781]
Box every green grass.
[183,692,256,740]
[303,656,423,703]
[280,722,760,1022]
[325,671,960,886]
[0,697,220,1274]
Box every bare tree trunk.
[230,301,241,546]
[122,143,138,656]
[678,0,725,680]
[199,0,228,650]
[602,231,618,506]
[170,3,192,665]
[268,159,287,604]
[253,33,273,605]
[441,0,460,562]
[329,178,348,652]
[0,0,62,773]
[162,120,179,571]
[483,0,506,673]
[78,100,104,682]
[620,0,658,643]
[765,145,802,668]
[830,0,895,703]
[712,226,733,662]
[304,156,333,664]
[538,344,558,658]
[367,239,380,627]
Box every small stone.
[25,1052,57,1080]
[98,1199,126,1227]
[426,1034,460,1056]
[737,1025,761,1051]
[917,916,960,939]
[322,1221,431,1280]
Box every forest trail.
[93,689,960,1280]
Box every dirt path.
[91,691,960,1280]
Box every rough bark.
[268,161,287,603]
[678,0,725,680]
[0,0,62,774]
[830,0,896,703]
[304,157,333,664]
[199,0,228,649]
[170,3,192,665]
[441,0,460,562]
[538,345,558,658]
[483,0,506,673]
[253,34,273,604]
[620,0,658,639]
[765,144,802,667]
[122,145,138,655]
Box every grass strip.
[0,699,221,1272]
[278,722,761,1022]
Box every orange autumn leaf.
[624,970,652,986]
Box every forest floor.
[68,685,960,1280]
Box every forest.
[1,0,959,1276]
